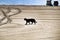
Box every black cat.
[24,18,37,25]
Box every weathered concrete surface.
[0,6,60,40]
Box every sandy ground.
[0,9,60,40]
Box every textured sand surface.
[0,6,60,40]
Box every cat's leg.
[25,21,27,25]
[34,21,37,24]
[29,22,31,25]
[31,21,33,25]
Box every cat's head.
[24,18,27,20]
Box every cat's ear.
[24,18,26,19]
